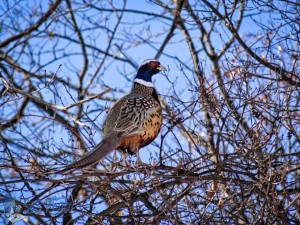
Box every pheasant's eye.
[149,61,158,68]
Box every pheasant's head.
[134,59,166,87]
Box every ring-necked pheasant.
[61,59,166,172]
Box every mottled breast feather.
[114,96,160,136]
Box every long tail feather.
[60,138,117,173]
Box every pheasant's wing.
[114,97,157,135]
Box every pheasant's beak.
[156,65,167,71]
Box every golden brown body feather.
[103,83,162,154]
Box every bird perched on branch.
[61,59,166,172]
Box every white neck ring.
[134,78,154,87]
